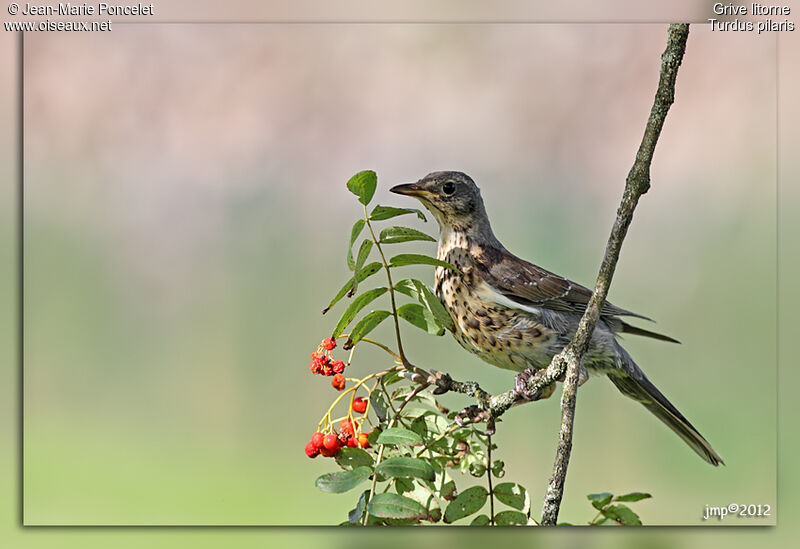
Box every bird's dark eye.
[442,181,456,195]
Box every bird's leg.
[513,368,556,402]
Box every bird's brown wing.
[473,246,650,320]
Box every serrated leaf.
[444,486,488,523]
[379,226,436,244]
[346,310,392,348]
[335,447,375,470]
[346,170,377,206]
[367,493,428,520]
[614,492,652,503]
[602,504,642,526]
[315,466,372,493]
[470,514,490,526]
[389,253,460,273]
[396,303,445,336]
[370,205,427,222]
[588,492,614,510]
[346,219,366,270]
[494,510,527,526]
[322,262,381,314]
[348,490,369,524]
[376,427,423,446]
[394,279,455,332]
[493,483,528,511]
[332,287,388,338]
[350,240,374,295]
[375,457,435,481]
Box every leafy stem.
[362,383,428,525]
[363,204,409,366]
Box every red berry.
[323,433,340,450]
[322,338,336,351]
[357,432,370,448]
[305,441,320,458]
[352,397,367,413]
[320,446,338,457]
[331,360,346,374]
[331,374,346,390]
[339,419,355,436]
[310,354,329,375]
[347,437,358,447]
[311,432,324,449]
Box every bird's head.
[390,171,492,235]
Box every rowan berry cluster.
[309,338,348,390]
[305,418,371,459]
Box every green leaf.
[395,477,414,495]
[614,492,652,503]
[348,490,369,524]
[588,492,614,511]
[346,170,377,206]
[322,262,382,314]
[379,226,436,244]
[396,303,445,336]
[601,504,642,526]
[389,253,460,273]
[491,460,505,478]
[332,287,388,339]
[470,514,490,526]
[394,279,455,332]
[315,466,372,493]
[494,510,528,526]
[493,483,527,511]
[441,480,457,501]
[366,493,428,520]
[375,427,423,446]
[345,310,392,348]
[369,393,388,422]
[370,205,427,222]
[444,486,488,523]
[346,219,366,271]
[367,428,382,447]
[409,415,428,438]
[375,457,435,481]
[350,239,374,295]
[335,447,375,470]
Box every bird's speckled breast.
[433,232,558,372]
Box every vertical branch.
[539,23,690,526]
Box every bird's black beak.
[390,183,433,198]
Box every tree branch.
[539,22,690,526]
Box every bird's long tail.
[608,347,724,466]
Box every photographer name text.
[17,2,153,15]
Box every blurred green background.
[2,13,798,549]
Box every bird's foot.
[513,368,556,401]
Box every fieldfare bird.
[390,171,723,466]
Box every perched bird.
[390,171,723,466]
